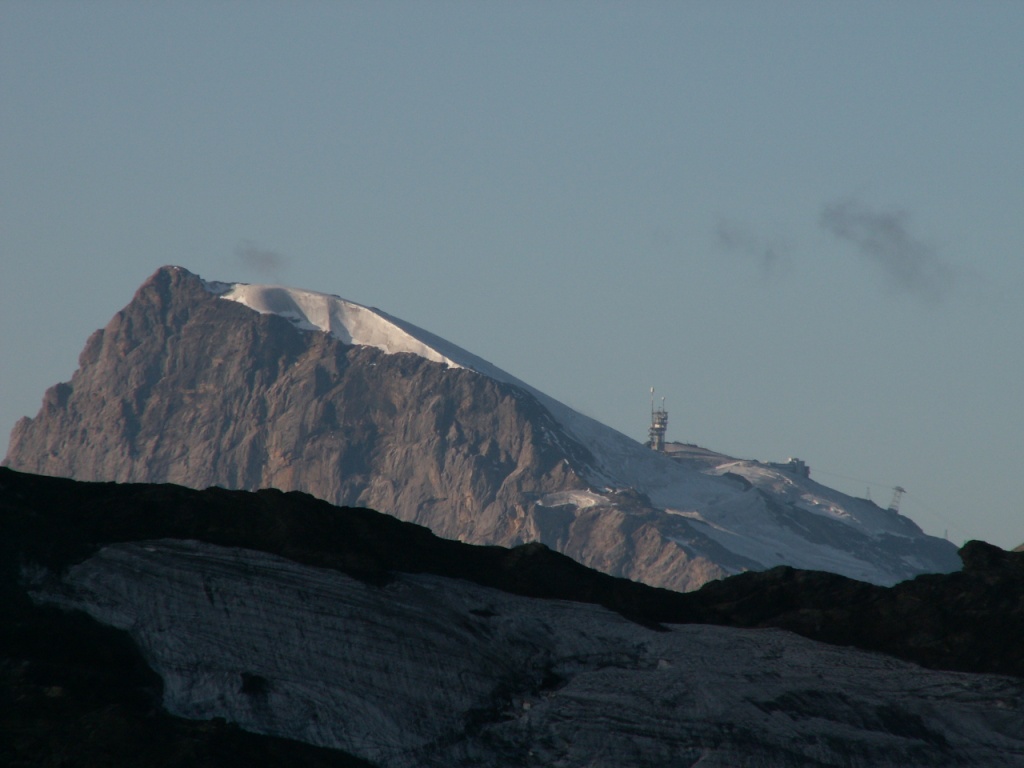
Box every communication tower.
[888,486,906,514]
[648,387,668,452]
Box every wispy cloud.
[235,240,289,276]
[715,218,791,277]
[820,200,954,302]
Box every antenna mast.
[648,387,668,452]
[888,486,906,514]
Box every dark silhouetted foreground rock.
[2,467,1022,677]
[2,469,1023,767]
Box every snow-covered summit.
[216,281,468,370]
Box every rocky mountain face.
[4,268,598,562]
[4,266,960,590]
[4,469,1024,767]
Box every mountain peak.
[5,266,962,590]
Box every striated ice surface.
[28,540,1024,767]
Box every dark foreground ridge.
[2,467,1023,765]
[4,466,1023,675]
[1,467,382,767]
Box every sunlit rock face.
[28,540,1024,768]
[6,265,960,590]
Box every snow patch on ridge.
[217,283,466,369]
[710,460,921,538]
[538,490,607,509]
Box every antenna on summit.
[888,486,906,514]
[648,387,668,452]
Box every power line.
[812,467,899,493]
[811,468,972,543]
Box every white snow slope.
[209,274,956,586]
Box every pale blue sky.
[3,2,1022,547]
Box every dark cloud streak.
[820,200,954,302]
[715,218,790,277]
[235,240,289,275]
